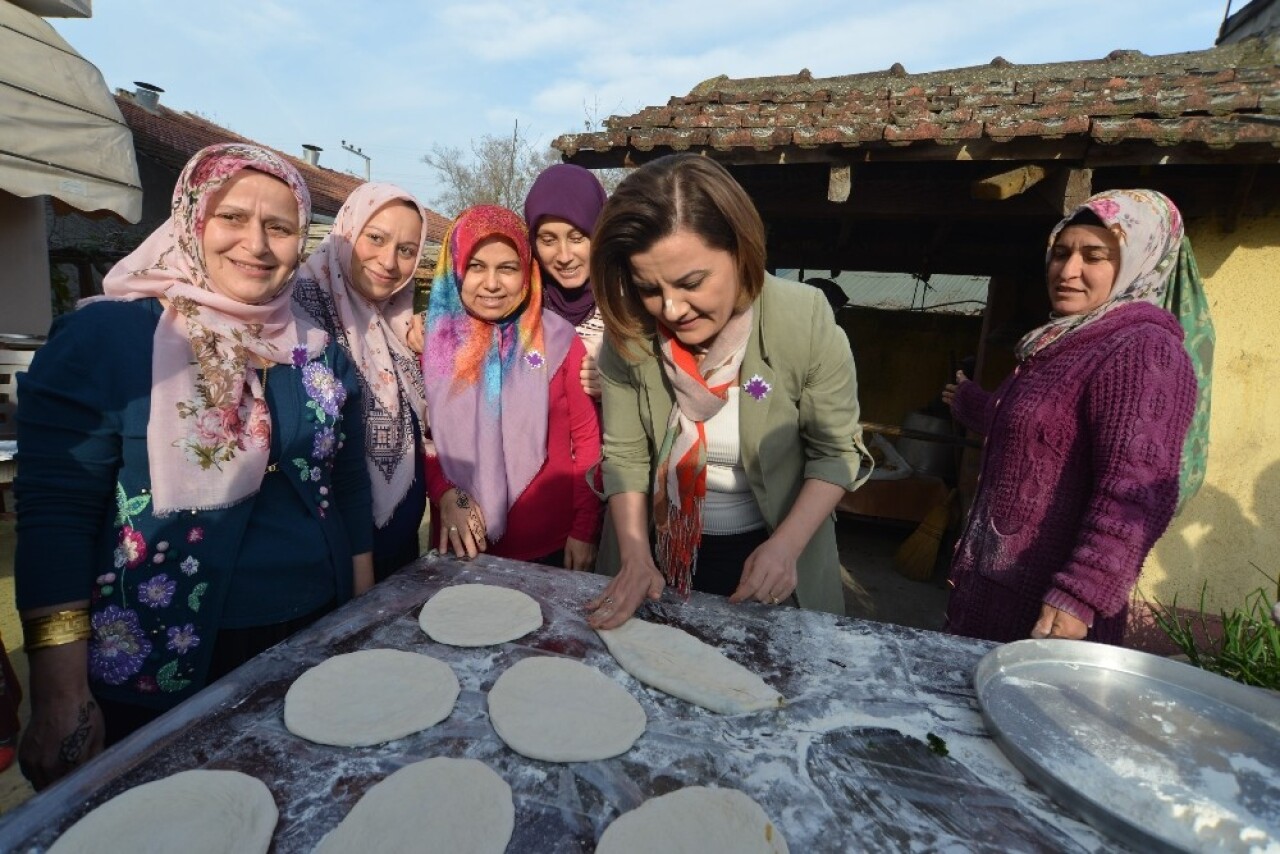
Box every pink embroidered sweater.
[946,302,1196,645]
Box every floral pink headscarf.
[97,143,327,515]
[294,183,429,527]
[1016,189,1184,361]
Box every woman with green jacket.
[586,155,870,629]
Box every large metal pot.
[895,412,957,481]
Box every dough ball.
[597,786,788,853]
[488,656,645,762]
[597,619,783,714]
[419,584,542,647]
[49,769,277,854]
[285,649,459,747]
[314,758,512,854]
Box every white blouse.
[701,386,766,535]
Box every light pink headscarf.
[293,183,429,526]
[97,143,327,516]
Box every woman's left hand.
[563,537,597,571]
[405,313,425,354]
[729,536,799,606]
[941,370,967,407]
[1030,604,1088,640]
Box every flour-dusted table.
[0,554,1119,852]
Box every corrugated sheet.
[776,269,988,315]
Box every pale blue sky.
[53,0,1227,212]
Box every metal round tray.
[975,639,1280,853]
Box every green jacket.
[597,274,869,615]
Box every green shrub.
[1148,564,1280,691]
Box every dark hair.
[589,154,765,350]
[1065,208,1105,228]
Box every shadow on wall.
[1128,459,1280,654]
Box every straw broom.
[893,489,956,581]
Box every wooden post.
[1036,167,1094,215]
[827,164,852,203]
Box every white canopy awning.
[0,2,141,222]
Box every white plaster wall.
[0,191,52,335]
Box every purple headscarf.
[523,164,607,327]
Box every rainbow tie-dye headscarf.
[422,205,574,542]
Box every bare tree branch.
[422,126,560,217]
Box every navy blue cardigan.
[15,299,372,710]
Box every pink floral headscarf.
[294,183,429,527]
[97,143,327,515]
[1016,189,1184,361]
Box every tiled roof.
[115,93,359,218]
[115,91,450,242]
[419,208,451,246]
[555,38,1280,161]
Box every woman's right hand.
[586,551,665,630]
[19,644,106,791]
[941,370,968,407]
[437,488,487,558]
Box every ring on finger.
[603,596,615,606]
[769,595,779,605]
[448,525,458,533]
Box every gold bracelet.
[23,610,92,652]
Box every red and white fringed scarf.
[653,307,754,596]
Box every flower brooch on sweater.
[743,375,772,401]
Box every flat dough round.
[597,618,783,714]
[597,786,789,853]
[314,758,513,854]
[488,656,646,762]
[49,769,277,854]
[285,649,459,747]
[419,584,542,647]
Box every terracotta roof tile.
[555,39,1280,160]
[115,92,449,243]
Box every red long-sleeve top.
[425,336,603,561]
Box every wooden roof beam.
[972,164,1047,201]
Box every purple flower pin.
[744,374,772,401]
[291,346,309,368]
[524,350,545,370]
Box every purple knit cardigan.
[946,301,1196,645]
